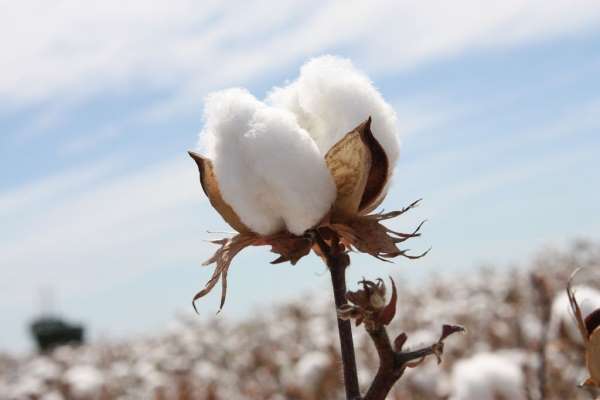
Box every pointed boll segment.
[188,151,251,234]
[357,117,390,214]
[325,117,389,217]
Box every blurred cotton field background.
[1,0,600,399]
[2,242,600,399]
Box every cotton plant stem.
[363,326,401,400]
[364,324,452,400]
[329,258,361,400]
[313,231,361,400]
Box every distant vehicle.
[30,316,84,352]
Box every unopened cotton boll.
[267,55,400,168]
[200,88,336,235]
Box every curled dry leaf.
[193,234,258,313]
[567,268,600,388]
[193,232,316,312]
[329,203,428,262]
[440,324,466,342]
[378,277,397,326]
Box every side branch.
[363,324,464,400]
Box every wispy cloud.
[0,158,120,222]
[0,156,208,304]
[2,0,600,115]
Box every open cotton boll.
[267,55,400,169]
[200,88,336,235]
[549,285,600,342]
[449,352,526,400]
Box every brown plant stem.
[363,326,402,400]
[364,324,452,400]
[314,231,361,400]
[531,273,551,400]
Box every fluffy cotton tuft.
[200,88,336,235]
[549,285,600,342]
[450,352,526,400]
[267,55,400,167]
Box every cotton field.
[2,241,599,400]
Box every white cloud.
[0,156,209,304]
[0,158,120,222]
[2,0,600,114]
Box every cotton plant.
[566,268,600,388]
[188,55,462,399]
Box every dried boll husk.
[325,117,389,217]
[188,152,251,234]
[566,268,600,388]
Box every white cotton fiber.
[549,285,600,342]
[449,352,526,400]
[267,55,400,168]
[200,88,336,235]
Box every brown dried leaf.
[267,234,312,265]
[330,209,427,261]
[439,324,465,342]
[192,233,257,313]
[325,119,373,215]
[188,151,250,234]
[378,277,397,325]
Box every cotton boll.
[549,285,600,342]
[267,55,400,169]
[200,88,336,235]
[64,364,105,398]
[450,352,526,400]
[40,391,65,400]
[294,351,331,389]
[241,107,336,235]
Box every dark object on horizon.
[30,316,84,352]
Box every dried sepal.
[338,304,362,321]
[378,277,397,325]
[195,232,319,312]
[193,233,258,313]
[329,201,428,261]
[341,277,399,329]
[267,233,312,265]
[188,151,251,234]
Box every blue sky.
[1,0,599,352]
